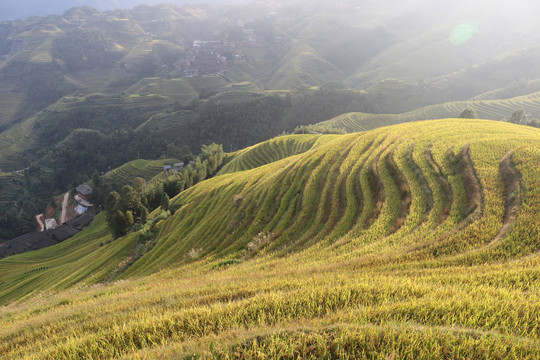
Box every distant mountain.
[0,0,249,21]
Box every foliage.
[508,108,527,124]
[293,124,346,135]
[198,88,371,150]
[459,107,478,119]
[51,29,122,71]
[0,62,74,105]
[160,193,170,211]
[104,143,225,238]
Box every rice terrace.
[1,119,540,359]
[2,0,540,358]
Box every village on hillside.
[0,184,96,259]
[175,39,250,78]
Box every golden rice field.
[1,119,540,359]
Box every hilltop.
[1,119,539,358]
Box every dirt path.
[35,215,45,232]
[60,192,69,224]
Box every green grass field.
[0,114,38,171]
[1,119,539,358]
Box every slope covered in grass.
[1,119,540,358]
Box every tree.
[111,210,128,239]
[120,185,144,219]
[51,29,119,71]
[509,109,527,124]
[200,143,224,174]
[147,184,165,210]
[160,193,170,211]
[132,177,148,206]
[530,118,540,128]
[140,206,149,224]
[459,107,478,119]
[105,191,120,212]
[125,210,134,228]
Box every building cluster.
[175,29,261,78]
[0,185,96,259]
[0,211,95,259]
[163,161,195,174]
[74,184,93,215]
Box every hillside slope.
[319,91,540,132]
[1,119,540,358]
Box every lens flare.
[449,20,479,45]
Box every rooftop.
[76,184,93,196]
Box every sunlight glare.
[449,20,479,45]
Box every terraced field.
[266,40,344,90]
[125,78,198,101]
[321,91,540,132]
[105,158,179,188]
[50,93,171,113]
[0,93,174,170]
[1,120,540,359]
[217,134,334,175]
[0,116,38,171]
[0,84,27,128]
